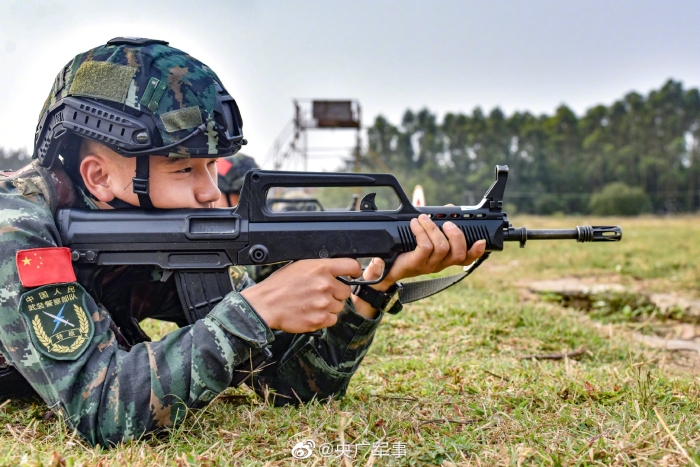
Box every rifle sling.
[398,253,490,304]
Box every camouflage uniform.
[0,40,392,447]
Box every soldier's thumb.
[363,258,385,281]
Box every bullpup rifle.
[57,165,622,324]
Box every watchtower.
[267,99,362,172]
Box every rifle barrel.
[504,225,622,245]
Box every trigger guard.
[336,259,393,286]
[337,274,384,286]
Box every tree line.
[3,79,699,215]
[359,79,700,215]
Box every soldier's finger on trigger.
[327,257,363,279]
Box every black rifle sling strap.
[175,270,234,324]
[398,253,491,304]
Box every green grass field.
[2,215,700,466]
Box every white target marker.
[412,185,425,207]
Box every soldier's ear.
[79,154,118,202]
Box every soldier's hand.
[241,258,362,333]
[364,214,486,291]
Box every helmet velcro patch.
[69,61,136,104]
[161,106,203,133]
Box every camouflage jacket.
[0,161,389,447]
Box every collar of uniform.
[73,185,100,210]
[31,160,80,212]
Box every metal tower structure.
[265,99,362,172]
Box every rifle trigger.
[161,269,174,282]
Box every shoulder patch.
[19,284,94,361]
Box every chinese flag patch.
[16,248,77,288]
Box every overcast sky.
[0,0,698,170]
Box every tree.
[361,79,700,215]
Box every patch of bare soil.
[519,277,700,371]
[522,277,627,295]
[522,277,700,317]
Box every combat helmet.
[217,153,259,194]
[33,37,246,209]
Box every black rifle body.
[57,166,621,323]
[58,166,621,275]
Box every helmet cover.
[34,37,244,167]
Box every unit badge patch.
[19,283,94,360]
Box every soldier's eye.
[176,167,193,173]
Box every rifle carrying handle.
[240,170,418,222]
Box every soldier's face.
[140,156,222,208]
[213,192,240,208]
[79,143,222,209]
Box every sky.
[0,0,698,171]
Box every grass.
[2,215,700,466]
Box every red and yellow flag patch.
[16,247,77,288]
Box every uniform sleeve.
[248,299,390,405]
[0,194,273,447]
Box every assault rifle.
[57,165,622,325]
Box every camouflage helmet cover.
[217,154,259,194]
[34,37,245,167]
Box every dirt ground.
[518,276,700,375]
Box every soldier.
[214,153,258,208]
[0,38,485,447]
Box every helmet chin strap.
[106,197,139,209]
[133,156,156,209]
